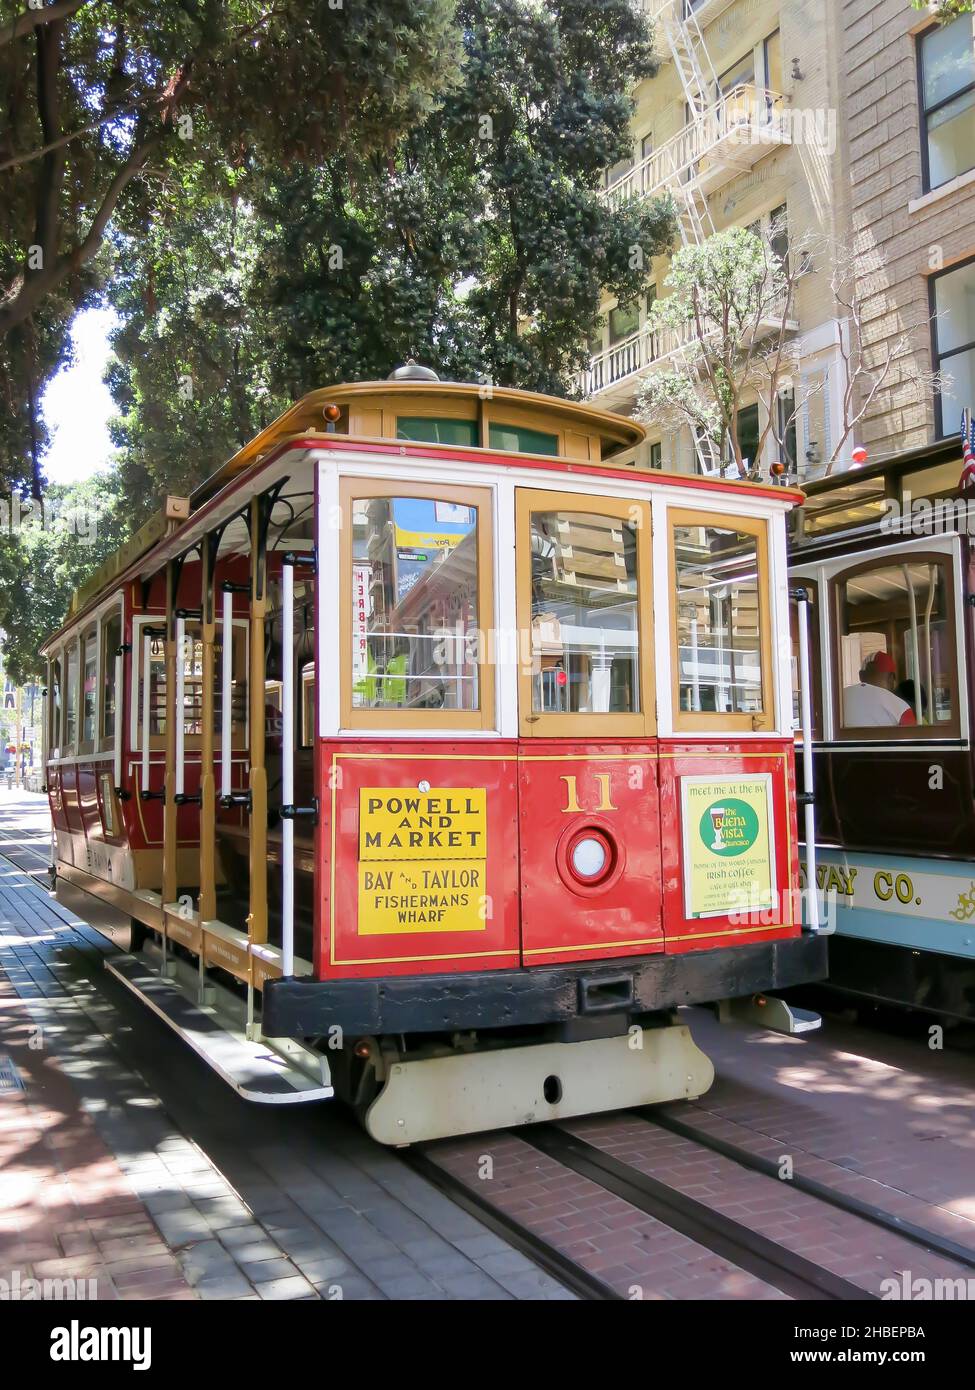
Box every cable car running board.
[104,953,333,1105]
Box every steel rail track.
[402,1146,623,1301]
[643,1108,975,1272]
[520,1124,875,1301]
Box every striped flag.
[961,409,975,491]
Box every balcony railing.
[602,85,790,210]
[580,322,696,398]
[579,301,797,401]
[642,0,738,26]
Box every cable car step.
[104,953,333,1105]
[718,994,822,1034]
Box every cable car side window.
[669,510,773,732]
[81,626,98,748]
[339,480,495,731]
[101,609,122,747]
[64,639,80,750]
[49,652,62,754]
[789,580,822,736]
[134,617,248,747]
[515,489,653,737]
[832,554,959,738]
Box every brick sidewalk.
[0,970,195,1301]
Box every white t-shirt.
[842,682,913,728]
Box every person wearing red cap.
[842,650,917,727]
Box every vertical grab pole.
[793,588,819,931]
[113,648,123,791]
[175,614,186,798]
[141,630,152,795]
[221,587,233,800]
[281,559,295,977]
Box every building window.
[649,442,663,469]
[918,16,975,192]
[769,203,789,265]
[609,301,640,343]
[764,29,782,93]
[605,150,634,188]
[931,256,975,439]
[731,402,760,468]
[776,387,797,468]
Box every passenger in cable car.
[894,678,928,719]
[842,650,917,727]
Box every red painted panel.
[319,739,520,978]
[517,742,664,965]
[47,764,67,832]
[77,763,101,842]
[60,763,83,837]
[658,740,800,954]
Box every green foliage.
[0,0,465,490]
[0,472,128,683]
[108,0,673,522]
[911,0,971,18]
[637,226,792,470]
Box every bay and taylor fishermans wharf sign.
[357,788,487,934]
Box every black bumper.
[263,933,828,1039]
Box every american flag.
[961,409,975,491]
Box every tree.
[0,471,127,683]
[636,225,800,475]
[105,0,674,524]
[263,0,671,396]
[0,0,465,490]
[636,224,941,478]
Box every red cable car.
[41,368,826,1142]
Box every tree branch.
[0,0,91,48]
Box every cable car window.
[301,664,315,745]
[136,619,247,745]
[789,581,822,736]
[528,510,640,715]
[50,655,62,751]
[834,556,958,736]
[350,495,482,713]
[65,643,80,748]
[488,424,559,456]
[101,611,121,741]
[82,629,97,744]
[216,622,248,742]
[671,514,771,728]
[396,417,478,447]
[138,630,167,741]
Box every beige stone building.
[844,4,975,456]
[583,0,975,474]
[583,0,856,474]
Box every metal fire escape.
[647,0,722,471]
